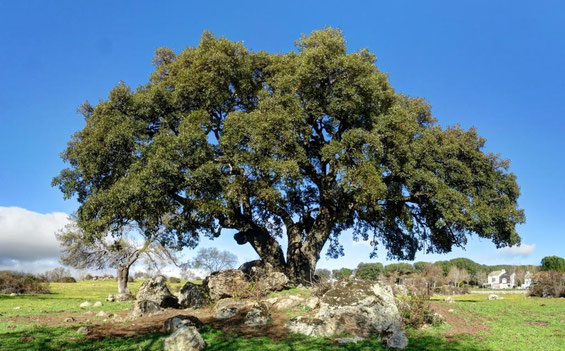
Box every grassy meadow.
[0,281,563,350]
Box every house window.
[491,277,496,283]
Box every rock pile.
[178,282,209,308]
[286,281,408,349]
[132,275,179,317]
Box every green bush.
[398,294,441,328]
[355,263,383,281]
[0,271,50,294]
[168,276,181,283]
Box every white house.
[485,269,515,289]
[520,271,532,289]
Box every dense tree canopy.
[356,262,384,280]
[384,263,415,275]
[540,256,565,272]
[54,28,525,282]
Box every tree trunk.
[234,216,331,283]
[286,248,318,283]
[117,264,132,297]
[234,228,286,268]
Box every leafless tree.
[423,263,444,295]
[474,271,488,286]
[39,267,72,282]
[186,247,238,276]
[56,221,178,298]
[447,266,470,287]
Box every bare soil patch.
[430,302,490,337]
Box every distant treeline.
[317,257,544,284]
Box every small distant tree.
[447,266,470,287]
[385,263,414,276]
[422,263,444,294]
[540,256,565,272]
[315,268,332,282]
[413,262,429,273]
[474,271,488,286]
[448,258,482,276]
[187,247,238,275]
[332,268,353,280]
[39,267,72,282]
[133,271,151,279]
[180,267,203,281]
[57,222,177,298]
[356,262,384,281]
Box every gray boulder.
[164,326,206,351]
[204,270,248,300]
[239,260,289,292]
[136,275,179,308]
[239,260,266,277]
[265,294,304,310]
[261,272,289,292]
[286,281,408,349]
[164,315,204,333]
[245,303,270,327]
[214,298,252,319]
[131,300,162,318]
[115,293,134,301]
[286,316,328,336]
[178,282,209,309]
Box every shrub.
[39,267,73,283]
[59,276,76,283]
[312,280,333,298]
[529,271,565,298]
[168,276,181,284]
[0,271,50,294]
[332,268,353,280]
[397,293,441,328]
[433,285,470,295]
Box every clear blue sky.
[0,0,563,272]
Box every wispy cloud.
[499,243,536,257]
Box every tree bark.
[234,228,286,268]
[286,244,318,283]
[117,264,132,297]
[233,206,334,283]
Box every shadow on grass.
[203,328,488,351]
[0,325,489,351]
[0,325,163,351]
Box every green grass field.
[0,281,563,350]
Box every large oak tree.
[54,29,525,282]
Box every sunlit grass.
[0,283,564,350]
